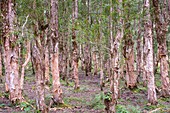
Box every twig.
[148,108,161,113]
[21,15,29,37]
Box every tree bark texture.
[124,35,137,89]
[1,0,22,102]
[136,22,143,83]
[144,0,157,105]
[50,0,63,103]
[32,44,47,112]
[72,0,80,89]
[45,46,50,84]
[20,41,31,91]
[110,0,123,112]
[0,45,2,82]
[123,2,137,89]
[153,0,170,97]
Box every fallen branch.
[148,108,161,113]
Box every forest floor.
[0,70,170,113]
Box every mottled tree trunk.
[123,2,137,89]
[144,0,157,105]
[84,0,92,77]
[92,47,98,76]
[0,45,2,82]
[110,0,123,112]
[32,44,47,112]
[45,46,50,84]
[136,23,143,83]
[9,45,22,102]
[1,0,22,102]
[100,58,104,91]
[50,0,63,103]
[84,44,91,76]
[1,0,10,92]
[153,0,170,97]
[72,0,80,89]
[20,41,31,91]
[124,36,137,89]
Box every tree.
[153,0,170,97]
[72,0,80,90]
[123,1,137,89]
[110,0,123,112]
[0,43,2,82]
[31,0,48,111]
[50,0,63,104]
[1,0,22,103]
[143,0,157,105]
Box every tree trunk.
[1,0,22,102]
[144,0,157,105]
[123,2,137,89]
[45,46,50,84]
[124,36,137,89]
[32,44,47,112]
[110,0,123,112]
[153,0,170,97]
[0,45,2,82]
[1,0,10,93]
[9,45,22,102]
[92,47,98,76]
[136,21,143,83]
[50,0,63,103]
[72,0,80,89]
[100,55,104,91]
[20,41,31,91]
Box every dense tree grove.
[0,0,170,113]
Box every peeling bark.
[153,0,170,97]
[123,2,137,89]
[72,0,80,89]
[32,44,47,112]
[0,45,2,82]
[136,22,143,83]
[110,0,123,112]
[50,0,63,103]
[45,46,50,84]
[1,0,22,102]
[124,36,137,89]
[144,0,157,105]
[92,49,98,76]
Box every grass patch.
[60,79,74,87]
[64,97,85,104]
[87,92,105,110]
[25,76,34,83]
[73,86,88,93]
[116,104,129,113]
[143,104,158,111]
[127,105,141,113]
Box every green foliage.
[60,79,74,87]
[127,105,141,113]
[0,103,5,108]
[116,105,129,113]
[143,104,157,111]
[20,102,32,112]
[87,92,105,110]
[3,92,10,99]
[104,92,112,101]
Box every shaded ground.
[0,71,170,113]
